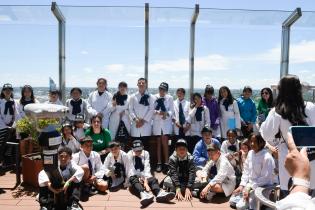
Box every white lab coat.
[72,150,105,179]
[173,99,190,136]
[276,192,315,210]
[152,94,174,135]
[240,149,275,190]
[59,136,81,154]
[127,150,151,179]
[219,100,241,139]
[87,90,113,129]
[187,105,210,137]
[129,91,155,137]
[202,155,236,196]
[16,99,39,119]
[108,95,131,140]
[103,150,134,187]
[65,98,90,122]
[260,102,315,190]
[38,160,84,187]
[0,98,20,129]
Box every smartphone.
[289,126,315,148]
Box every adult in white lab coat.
[87,78,113,129]
[65,87,90,122]
[186,92,210,153]
[153,82,174,173]
[129,78,155,149]
[260,75,315,191]
[218,86,241,139]
[109,82,131,142]
[173,88,190,140]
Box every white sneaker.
[140,191,154,206]
[156,191,175,203]
[206,191,216,202]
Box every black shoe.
[156,164,162,173]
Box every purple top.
[202,97,220,129]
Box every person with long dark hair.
[218,86,241,139]
[257,87,273,124]
[87,78,113,129]
[85,115,111,162]
[186,93,210,153]
[260,75,315,193]
[109,82,131,149]
[17,85,38,118]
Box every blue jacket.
[193,138,221,167]
[236,96,257,124]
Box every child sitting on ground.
[38,147,84,210]
[230,133,275,209]
[194,143,236,202]
[128,140,175,206]
[163,139,196,201]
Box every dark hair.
[109,141,120,148]
[58,146,73,156]
[20,85,35,104]
[176,88,186,95]
[96,78,108,91]
[61,123,74,137]
[191,92,202,108]
[204,85,214,97]
[218,86,234,105]
[275,75,307,125]
[90,115,103,132]
[0,87,14,99]
[242,86,253,93]
[70,87,82,95]
[138,77,147,83]
[118,81,128,88]
[240,138,251,150]
[260,87,273,107]
[249,133,266,152]
[226,129,237,136]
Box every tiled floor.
[0,170,232,210]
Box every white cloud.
[105,64,125,72]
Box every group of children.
[0,78,279,210]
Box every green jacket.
[85,128,111,152]
[257,99,271,118]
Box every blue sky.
[0,0,314,89]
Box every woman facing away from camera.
[260,75,315,194]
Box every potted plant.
[16,117,61,187]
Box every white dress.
[219,100,241,139]
[260,102,315,190]
[152,94,174,135]
[108,95,131,140]
[129,91,155,137]
[187,105,210,137]
[87,90,113,129]
[173,99,190,136]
